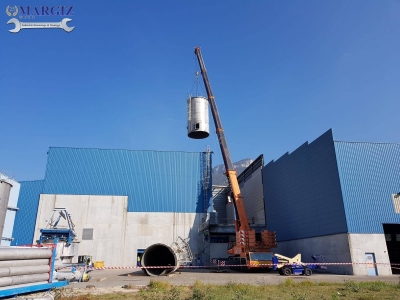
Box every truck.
[193,47,277,271]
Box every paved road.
[70,268,400,289]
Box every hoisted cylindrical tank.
[0,180,13,239]
[187,96,209,139]
[141,243,180,276]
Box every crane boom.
[194,47,251,232]
[193,47,276,266]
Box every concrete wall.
[275,233,353,275]
[0,174,20,246]
[33,194,206,267]
[348,234,391,275]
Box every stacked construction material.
[0,246,68,298]
[0,247,52,287]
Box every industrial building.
[10,147,212,267]
[5,129,400,276]
[263,129,400,275]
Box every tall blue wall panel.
[43,148,210,213]
[11,180,44,246]
[263,129,347,241]
[335,142,400,233]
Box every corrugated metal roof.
[11,180,43,246]
[43,148,210,213]
[264,129,348,241]
[334,141,400,233]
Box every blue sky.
[1,0,399,181]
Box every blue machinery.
[273,253,327,276]
[40,208,77,246]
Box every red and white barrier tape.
[93,262,400,270]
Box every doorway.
[137,249,145,267]
[365,253,377,276]
[383,224,400,274]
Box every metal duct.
[0,180,13,238]
[0,259,49,268]
[0,248,52,260]
[141,243,180,276]
[0,273,49,287]
[0,265,50,277]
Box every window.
[210,236,229,243]
[385,234,392,242]
[195,123,200,130]
[392,194,400,213]
[249,252,273,261]
[82,228,94,240]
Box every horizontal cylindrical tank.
[0,248,53,260]
[0,180,13,239]
[0,265,50,278]
[0,273,49,287]
[0,259,49,268]
[187,96,209,139]
[141,243,180,276]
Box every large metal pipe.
[0,265,50,277]
[0,273,49,287]
[0,259,49,268]
[141,243,180,276]
[0,248,52,260]
[0,180,12,239]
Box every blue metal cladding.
[263,129,348,241]
[334,141,400,233]
[43,148,211,213]
[11,180,44,246]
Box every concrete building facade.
[263,129,400,275]
[11,148,211,267]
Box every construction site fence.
[93,262,400,270]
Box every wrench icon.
[7,18,75,33]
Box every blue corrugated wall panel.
[263,129,348,241]
[334,142,400,233]
[11,180,44,246]
[43,148,210,213]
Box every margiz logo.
[5,5,75,33]
[6,5,18,17]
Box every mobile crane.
[194,47,277,271]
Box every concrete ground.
[70,268,400,289]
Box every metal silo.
[0,179,13,238]
[187,96,209,139]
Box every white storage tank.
[187,96,209,139]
